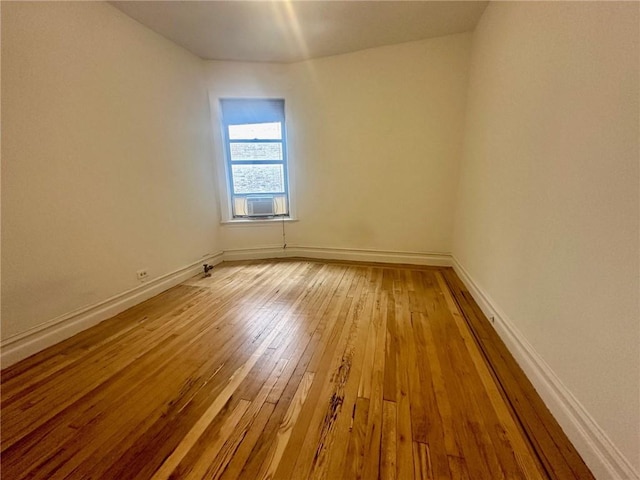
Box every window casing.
[220,99,289,219]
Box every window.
[220,99,289,219]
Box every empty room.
[1,1,638,479]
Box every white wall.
[1,2,221,343]
[5,4,636,475]
[452,2,639,476]
[205,33,471,256]
[204,61,296,252]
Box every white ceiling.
[110,1,489,63]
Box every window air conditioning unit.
[247,196,275,217]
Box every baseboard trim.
[1,252,224,368]
[2,246,448,369]
[222,246,290,262]
[451,256,639,480]
[223,245,452,266]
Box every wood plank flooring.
[0,259,591,479]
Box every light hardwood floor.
[1,259,593,479]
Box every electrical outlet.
[137,269,148,281]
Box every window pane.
[231,164,285,194]
[230,142,283,161]
[228,122,282,140]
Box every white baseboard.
[3,247,635,478]
[222,246,290,262]
[1,247,449,369]
[451,256,639,480]
[223,245,452,266]
[0,252,224,368]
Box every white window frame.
[213,97,296,224]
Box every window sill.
[220,217,298,226]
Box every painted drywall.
[205,33,471,255]
[452,2,639,474]
[1,2,221,341]
[204,61,296,252]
